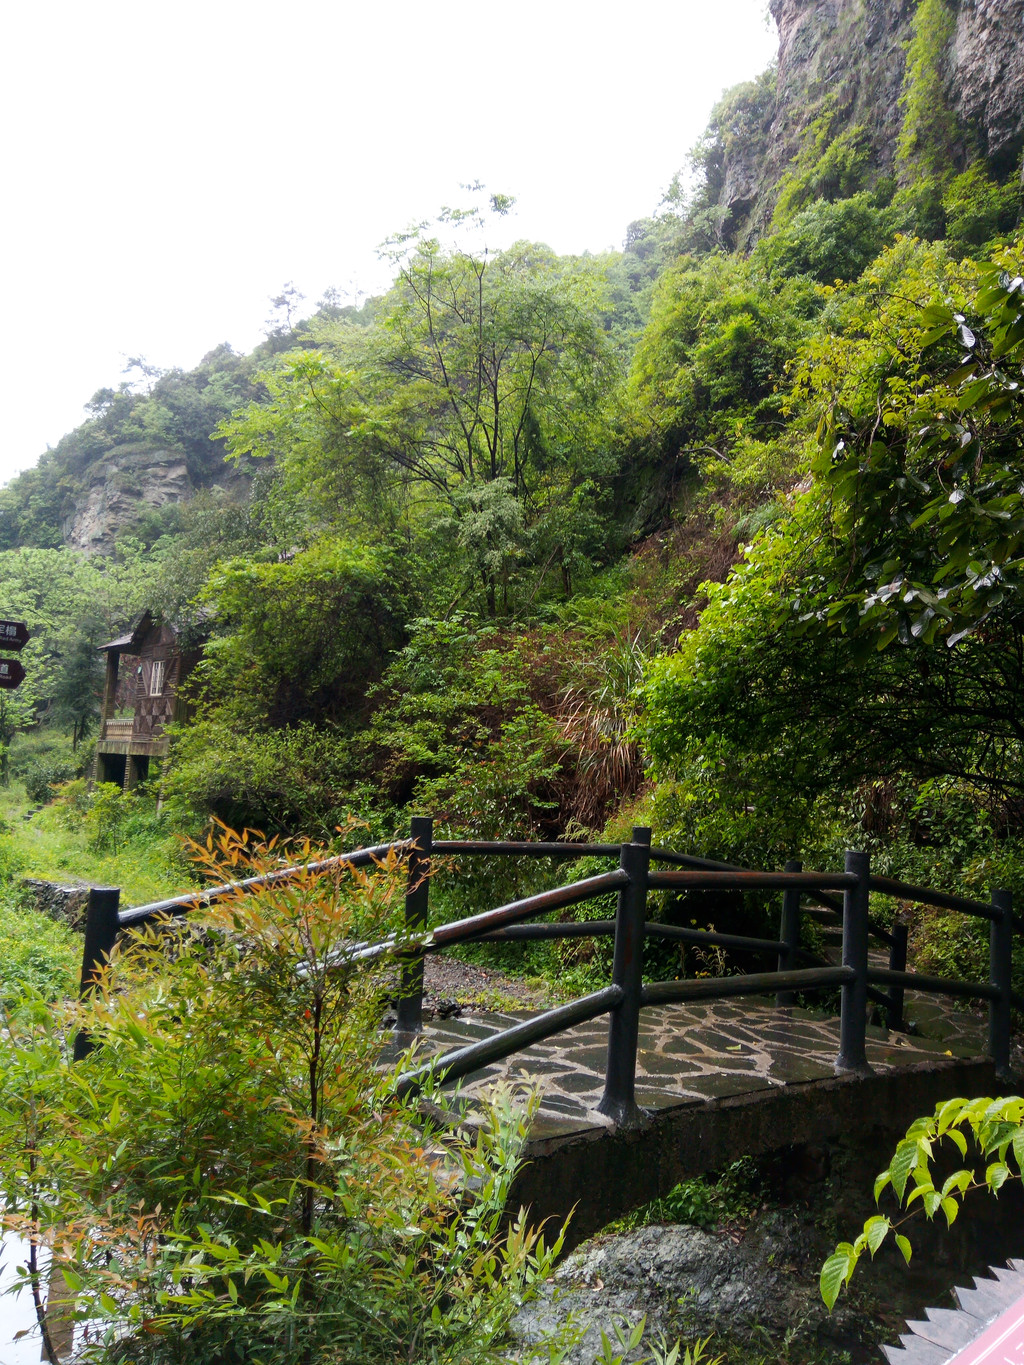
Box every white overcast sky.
[0,0,777,488]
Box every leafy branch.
[821,1094,1024,1309]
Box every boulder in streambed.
[511,1211,887,1364]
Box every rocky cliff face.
[712,0,1024,245]
[62,443,244,555]
[952,0,1024,167]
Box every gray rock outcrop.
[62,443,194,555]
[512,1215,877,1363]
[710,0,1024,247]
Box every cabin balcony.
[95,716,169,761]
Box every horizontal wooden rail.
[342,870,629,969]
[794,945,894,1012]
[474,922,788,954]
[434,841,753,867]
[648,847,741,871]
[646,922,785,954]
[647,870,857,892]
[641,966,855,1007]
[394,985,624,1098]
[867,966,1001,1003]
[433,840,621,859]
[868,874,998,922]
[119,841,408,928]
[475,919,615,942]
[649,850,895,950]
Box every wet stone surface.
[381,990,988,1133]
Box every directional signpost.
[0,620,29,691]
[0,619,29,651]
[0,659,26,690]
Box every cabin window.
[150,660,166,697]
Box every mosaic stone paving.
[382,987,988,1140]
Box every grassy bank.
[0,780,196,907]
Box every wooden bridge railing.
[72,820,1021,1107]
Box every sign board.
[0,620,29,651]
[950,1295,1024,1364]
[884,1261,1024,1363]
[0,659,25,689]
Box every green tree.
[221,205,621,615]
[48,620,104,749]
[638,235,1024,832]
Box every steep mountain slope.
[703,0,1024,247]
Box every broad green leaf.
[894,1234,912,1265]
[945,1128,968,1158]
[889,1141,918,1201]
[986,1161,1010,1192]
[821,1251,853,1310]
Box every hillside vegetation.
[0,1,1022,983]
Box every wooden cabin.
[94,612,202,788]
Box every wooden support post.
[73,887,121,1061]
[396,816,432,1035]
[886,922,908,1032]
[989,888,1013,1082]
[598,827,651,1127]
[776,858,802,1007]
[836,850,872,1075]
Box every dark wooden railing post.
[776,859,802,1007]
[598,826,651,1127]
[73,886,121,1062]
[396,816,432,1035]
[886,922,908,1032]
[989,888,1013,1082]
[836,850,872,1074]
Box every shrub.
[23,758,80,805]
[0,891,79,1005]
[0,828,565,1364]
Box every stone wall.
[21,878,90,931]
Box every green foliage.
[363,616,564,838]
[0,829,566,1364]
[616,1158,764,1233]
[166,719,359,837]
[194,537,412,729]
[791,236,1024,652]
[638,235,1024,830]
[895,0,960,182]
[627,253,812,487]
[773,100,873,225]
[220,204,622,619]
[0,892,79,1005]
[0,545,160,742]
[23,756,80,805]
[942,165,1021,257]
[754,193,894,285]
[0,778,192,905]
[821,1095,1024,1309]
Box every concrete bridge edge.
[510,1059,1004,1251]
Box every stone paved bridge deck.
[383,989,1001,1248]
